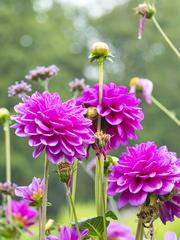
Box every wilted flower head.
[15,177,44,206]
[46,225,88,240]
[0,182,16,196]
[11,91,94,164]
[135,3,155,39]
[8,81,32,98]
[25,65,59,81]
[130,77,153,104]
[7,200,38,228]
[0,108,10,124]
[108,142,180,208]
[69,78,86,93]
[107,222,135,240]
[77,83,144,149]
[159,182,180,224]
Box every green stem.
[66,185,82,240]
[4,122,11,222]
[97,61,104,131]
[152,16,180,59]
[135,218,144,240]
[40,154,49,240]
[39,207,42,240]
[151,96,180,126]
[71,159,78,222]
[95,157,100,215]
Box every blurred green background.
[0,0,180,238]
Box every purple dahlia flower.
[46,226,88,240]
[108,142,180,208]
[107,222,135,240]
[8,81,32,98]
[130,77,153,104]
[77,83,144,149]
[7,200,38,228]
[25,65,59,81]
[15,177,44,206]
[11,91,94,164]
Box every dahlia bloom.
[15,177,44,206]
[69,78,86,93]
[46,226,88,240]
[159,182,180,224]
[11,91,94,164]
[108,142,180,208]
[7,200,38,228]
[107,222,135,240]
[8,81,32,98]
[25,65,59,81]
[77,83,144,149]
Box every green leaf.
[105,210,118,220]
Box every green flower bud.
[89,42,113,63]
[0,108,10,124]
[86,107,98,120]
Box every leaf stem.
[4,122,12,223]
[152,16,180,59]
[151,96,180,126]
[40,154,49,240]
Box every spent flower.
[12,91,94,164]
[108,142,180,208]
[69,78,86,93]
[8,81,32,98]
[0,182,17,196]
[15,177,44,206]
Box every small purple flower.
[8,81,32,98]
[11,91,94,164]
[107,222,135,240]
[46,226,88,240]
[164,232,177,240]
[77,83,144,149]
[69,78,86,93]
[25,65,59,81]
[108,142,180,208]
[15,177,44,206]
[7,200,38,228]
[0,182,17,196]
[159,182,180,224]
[130,77,153,104]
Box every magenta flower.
[130,77,153,104]
[11,91,94,164]
[46,226,88,240]
[8,81,32,98]
[164,232,177,240]
[15,177,44,206]
[77,83,144,149]
[108,142,180,208]
[107,222,135,240]
[7,200,38,228]
[25,65,59,81]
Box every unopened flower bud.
[89,42,113,63]
[86,107,98,120]
[57,162,72,184]
[0,108,10,124]
[94,131,111,158]
[45,219,55,234]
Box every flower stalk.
[40,154,49,240]
[4,121,12,223]
[71,159,78,222]
[152,16,180,59]
[135,218,144,240]
[151,96,180,126]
